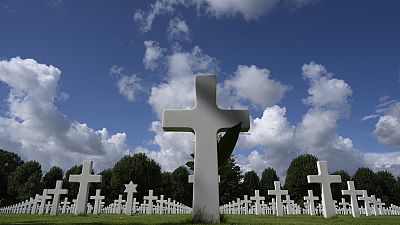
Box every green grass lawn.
[0,214,399,225]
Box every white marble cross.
[156,195,167,214]
[376,198,385,215]
[143,190,158,214]
[341,181,363,218]
[163,75,250,223]
[370,195,378,216]
[241,195,251,215]
[115,194,125,214]
[268,181,288,217]
[304,190,319,216]
[38,189,52,215]
[307,161,341,218]
[47,180,68,215]
[90,189,105,215]
[358,190,372,216]
[124,181,137,216]
[250,190,265,215]
[338,198,350,215]
[282,195,294,215]
[69,160,102,215]
[60,197,70,214]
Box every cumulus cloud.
[373,102,400,147]
[224,65,291,109]
[143,40,164,71]
[0,57,130,171]
[167,17,191,42]
[134,0,319,32]
[109,65,144,102]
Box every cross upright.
[69,160,102,215]
[341,181,363,218]
[370,195,378,216]
[307,161,341,218]
[38,189,52,215]
[268,181,288,217]
[250,190,265,215]
[162,75,250,223]
[47,180,68,215]
[303,190,319,216]
[143,190,158,214]
[156,195,167,214]
[124,181,138,215]
[376,198,385,215]
[90,189,105,215]
[60,197,70,214]
[358,190,372,216]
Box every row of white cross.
[0,160,191,216]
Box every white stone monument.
[69,160,102,215]
[304,190,319,216]
[143,190,158,214]
[250,190,265,215]
[90,189,105,215]
[341,181,363,218]
[163,75,250,223]
[38,189,52,215]
[268,181,288,217]
[358,190,372,216]
[47,180,68,215]
[124,181,138,216]
[156,195,167,214]
[307,161,341,218]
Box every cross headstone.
[163,75,250,223]
[38,189,52,215]
[358,190,372,216]
[376,198,385,215]
[341,181,363,218]
[69,160,102,215]
[115,194,125,214]
[307,161,341,218]
[156,195,167,214]
[303,190,319,216]
[90,189,105,215]
[143,190,158,214]
[339,198,350,215]
[47,180,68,215]
[370,195,378,216]
[268,181,288,217]
[124,181,137,215]
[241,195,251,215]
[60,197,70,214]
[282,195,294,215]
[250,190,265,215]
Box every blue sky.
[0,0,400,177]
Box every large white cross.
[307,161,341,218]
[143,190,158,214]
[268,181,288,217]
[38,189,52,215]
[90,189,105,215]
[47,180,68,215]
[162,75,249,223]
[124,181,137,216]
[341,181,363,218]
[250,190,265,215]
[69,160,102,215]
[303,190,319,216]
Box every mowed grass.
[0,214,399,225]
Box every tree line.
[1,149,399,208]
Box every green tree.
[0,149,24,206]
[63,164,82,200]
[219,157,242,205]
[111,153,162,202]
[171,166,192,206]
[352,167,377,196]
[98,168,114,205]
[331,170,351,201]
[42,166,63,189]
[284,154,319,206]
[242,171,260,196]
[260,167,279,201]
[375,170,399,205]
[161,172,174,199]
[7,161,42,203]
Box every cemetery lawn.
[0,214,399,225]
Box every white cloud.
[364,151,400,176]
[225,65,291,109]
[109,65,143,102]
[143,40,164,71]
[373,102,400,147]
[167,17,191,42]
[0,57,130,171]
[134,0,319,32]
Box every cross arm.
[218,109,250,132]
[162,109,194,132]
